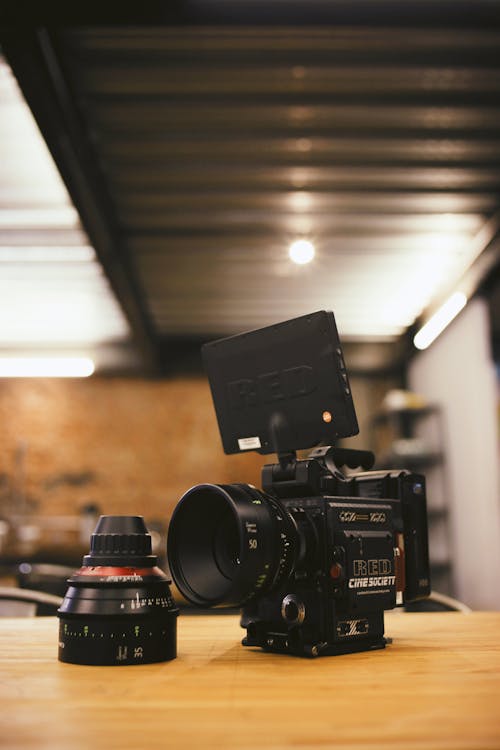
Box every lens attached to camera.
[58,515,178,666]
[167,484,298,607]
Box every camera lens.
[167,483,298,607]
[58,516,178,666]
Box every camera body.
[239,448,430,657]
[167,311,431,657]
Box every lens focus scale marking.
[58,617,176,665]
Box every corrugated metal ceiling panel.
[53,25,500,343]
[2,14,500,370]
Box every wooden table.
[0,612,499,749]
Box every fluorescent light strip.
[0,207,79,228]
[0,357,95,377]
[0,246,96,262]
[413,292,467,350]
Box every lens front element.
[167,484,297,607]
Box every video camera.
[167,311,430,657]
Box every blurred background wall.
[409,297,500,609]
[0,376,266,520]
[0,369,397,518]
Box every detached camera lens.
[167,484,297,607]
[58,516,178,666]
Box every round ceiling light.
[288,239,315,265]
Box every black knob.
[83,515,154,567]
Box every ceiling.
[1,2,500,374]
[0,57,131,361]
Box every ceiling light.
[288,191,312,212]
[296,138,312,152]
[0,55,130,351]
[0,357,95,377]
[289,239,315,265]
[0,246,96,262]
[0,207,79,228]
[413,292,467,350]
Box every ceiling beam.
[1,1,499,27]
[0,27,161,373]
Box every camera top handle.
[308,446,375,475]
[263,446,376,499]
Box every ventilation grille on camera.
[357,480,385,499]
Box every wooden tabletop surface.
[0,612,499,750]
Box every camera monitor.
[202,310,359,455]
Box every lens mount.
[167,483,297,607]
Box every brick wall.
[0,374,396,527]
[0,376,266,524]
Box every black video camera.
[167,311,430,657]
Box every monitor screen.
[202,310,359,455]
